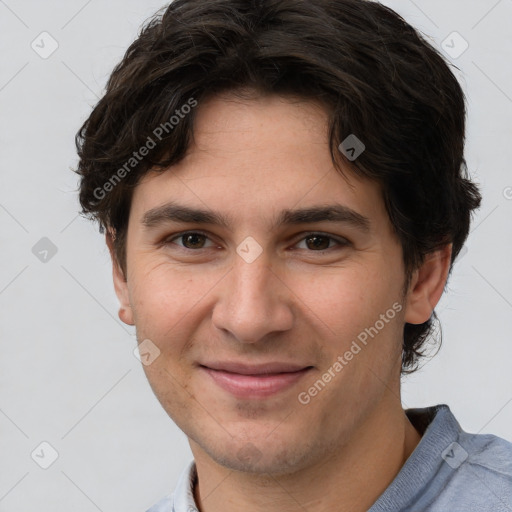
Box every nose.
[211,252,294,344]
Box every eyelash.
[163,231,350,253]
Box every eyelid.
[291,231,350,250]
[164,230,218,249]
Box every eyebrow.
[141,202,371,233]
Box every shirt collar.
[172,459,197,512]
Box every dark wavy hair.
[74,0,482,374]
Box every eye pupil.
[306,235,330,250]
[183,233,205,249]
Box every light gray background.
[0,0,511,510]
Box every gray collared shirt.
[146,404,512,512]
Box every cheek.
[129,260,214,340]
[290,263,396,337]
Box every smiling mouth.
[199,364,314,399]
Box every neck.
[190,400,421,512]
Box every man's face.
[116,93,412,475]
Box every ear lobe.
[404,244,452,325]
[106,230,134,326]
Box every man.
[74,1,512,511]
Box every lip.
[199,362,313,399]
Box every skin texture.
[107,93,452,512]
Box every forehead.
[192,91,329,142]
[131,93,390,235]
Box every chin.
[194,431,319,477]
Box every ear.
[106,230,134,326]
[404,244,452,325]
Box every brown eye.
[165,232,214,250]
[294,233,349,252]
[304,235,331,251]
[181,233,207,249]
